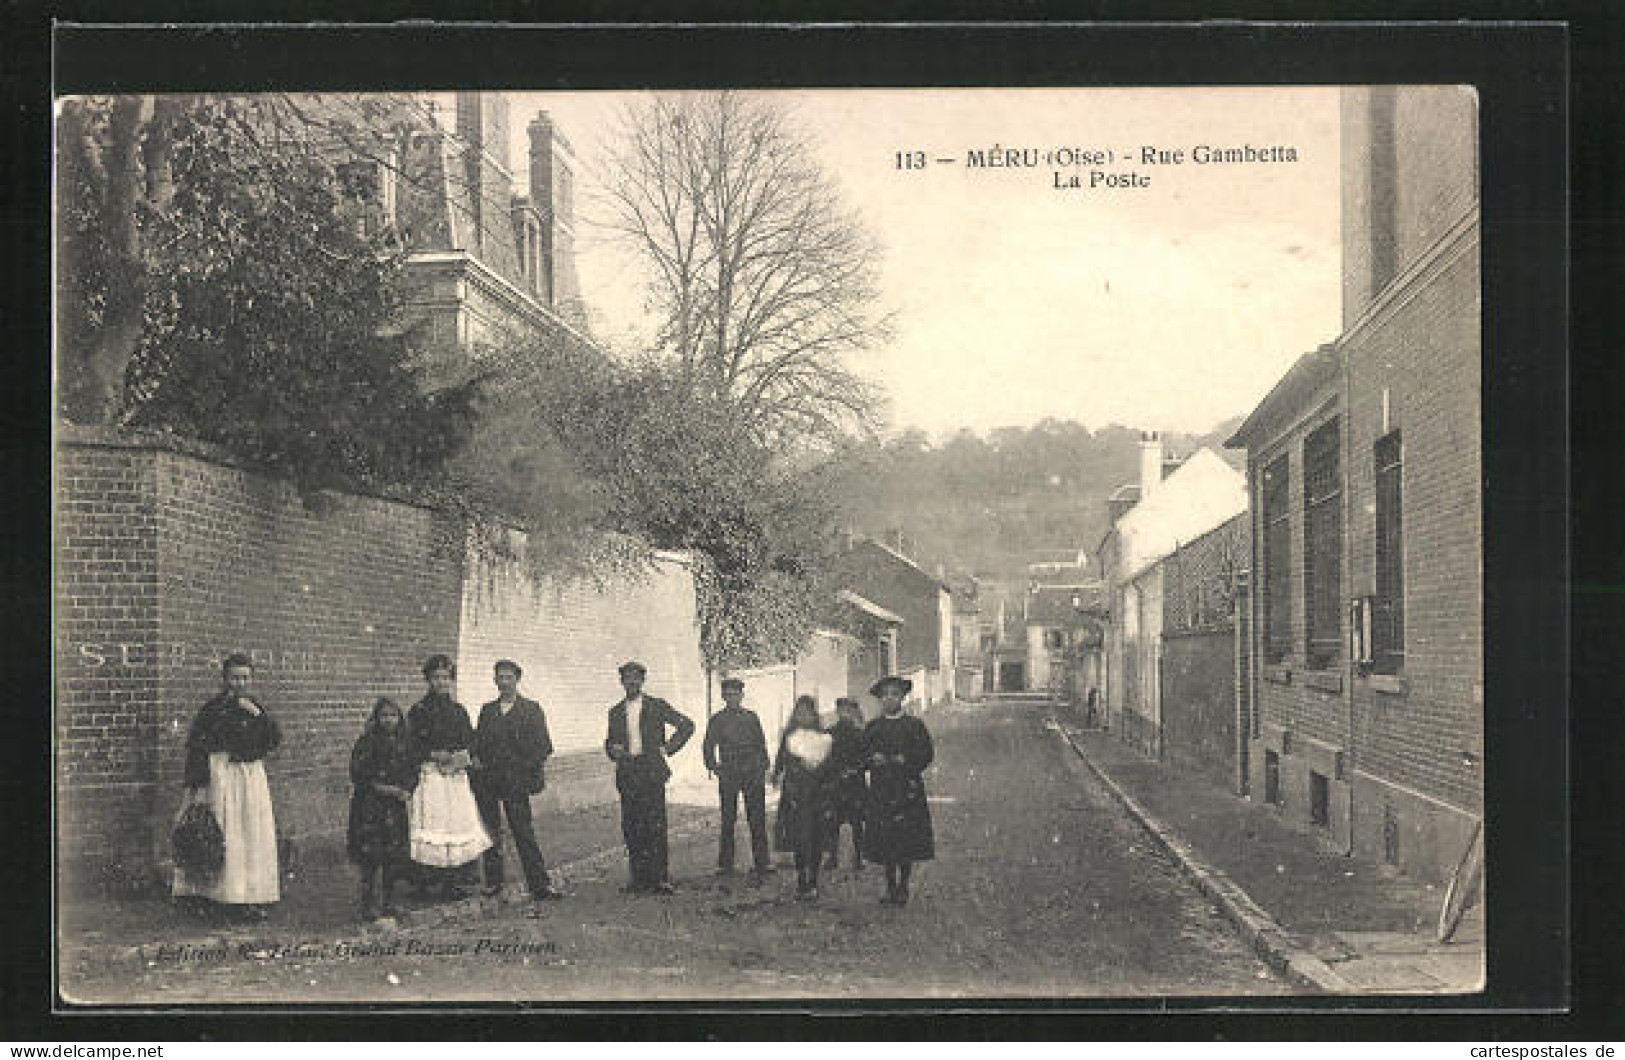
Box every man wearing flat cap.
[605,661,695,894]
[701,677,773,881]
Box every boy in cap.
[605,661,695,894]
[701,677,774,881]
[823,696,869,872]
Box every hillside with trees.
[832,416,1245,581]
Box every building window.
[1261,456,1292,663]
[1045,629,1065,650]
[1373,430,1405,674]
[1310,771,1330,827]
[337,151,400,238]
[1303,418,1342,670]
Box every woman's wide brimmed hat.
[869,675,913,698]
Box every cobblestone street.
[63,701,1286,1003]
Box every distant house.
[946,574,987,700]
[832,588,905,693]
[830,534,955,710]
[1097,433,1248,758]
[1227,86,1481,883]
[1026,548,1091,582]
[969,580,1028,693]
[1022,582,1106,700]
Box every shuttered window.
[1303,418,1343,670]
[1373,431,1405,674]
[1261,456,1292,663]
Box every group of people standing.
[174,653,561,923]
[171,652,936,924]
[704,673,936,905]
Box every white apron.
[408,763,491,868]
[171,752,280,904]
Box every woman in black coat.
[172,653,282,919]
[772,695,835,901]
[862,676,935,905]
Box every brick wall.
[1158,514,1248,787]
[1345,227,1483,816]
[1161,632,1237,790]
[150,447,465,856]
[1162,515,1247,636]
[1342,86,1478,330]
[57,428,465,888]
[56,440,162,888]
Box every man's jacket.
[474,696,553,799]
[605,696,695,789]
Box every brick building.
[395,94,589,352]
[1226,86,1481,882]
[829,534,955,711]
[304,91,589,364]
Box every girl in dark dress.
[347,697,418,920]
[822,697,868,872]
[862,676,935,906]
[772,695,835,901]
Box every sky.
[501,88,1342,441]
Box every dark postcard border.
[14,16,1585,1040]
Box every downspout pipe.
[1341,340,1357,858]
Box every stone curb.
[97,816,716,967]
[1048,721,1359,995]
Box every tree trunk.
[82,95,154,424]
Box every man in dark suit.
[604,660,696,895]
[473,659,563,905]
[701,677,774,881]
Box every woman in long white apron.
[406,655,491,898]
[172,653,281,917]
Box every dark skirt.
[347,788,410,867]
[774,776,831,855]
[862,767,934,863]
[831,771,867,824]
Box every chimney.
[456,93,513,259]
[528,112,586,326]
[1139,431,1163,500]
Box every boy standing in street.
[701,677,775,883]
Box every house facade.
[1098,435,1248,759]
[830,535,955,710]
[1227,86,1481,882]
[1023,583,1106,701]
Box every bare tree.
[597,92,890,446]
